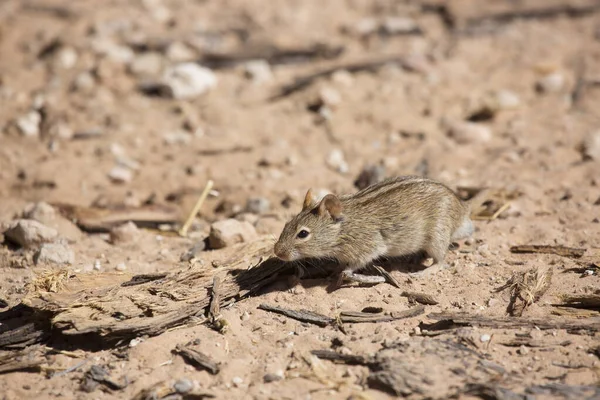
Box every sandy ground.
[0,0,599,399]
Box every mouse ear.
[318,194,343,220]
[302,188,315,211]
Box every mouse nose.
[273,243,289,261]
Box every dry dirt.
[1,0,600,399]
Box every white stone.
[480,334,491,342]
[447,121,492,144]
[244,60,272,84]
[16,111,41,137]
[319,87,341,108]
[166,41,196,62]
[382,17,419,34]
[57,47,78,69]
[582,130,600,161]
[325,149,349,173]
[129,52,164,77]
[161,63,217,99]
[494,90,521,110]
[536,72,565,93]
[91,38,135,63]
[108,166,133,183]
[163,131,192,145]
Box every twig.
[179,180,213,237]
[258,304,334,327]
[371,265,402,288]
[173,344,220,374]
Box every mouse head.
[274,189,344,262]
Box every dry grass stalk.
[495,266,553,316]
[29,269,72,293]
[178,179,213,237]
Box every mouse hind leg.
[411,223,452,277]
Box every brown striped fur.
[273,176,473,272]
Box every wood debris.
[555,293,600,311]
[422,312,600,333]
[51,203,179,233]
[510,245,586,258]
[400,291,439,305]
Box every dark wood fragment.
[371,265,401,288]
[258,304,334,327]
[310,350,374,366]
[198,43,344,69]
[339,306,425,323]
[208,276,222,322]
[121,273,168,287]
[173,344,220,374]
[510,245,585,258]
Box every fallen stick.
[258,304,334,327]
[173,344,220,374]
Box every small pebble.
[244,60,272,84]
[129,52,164,77]
[166,41,196,62]
[232,376,243,387]
[319,87,341,108]
[245,197,270,214]
[447,121,492,144]
[173,379,193,394]
[161,63,217,100]
[93,259,102,271]
[581,130,600,161]
[382,17,419,34]
[325,149,349,174]
[108,166,133,183]
[263,372,283,383]
[16,111,42,137]
[536,72,565,93]
[480,334,491,343]
[115,263,127,271]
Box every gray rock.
[173,379,193,394]
[23,202,82,242]
[161,63,217,100]
[208,219,258,249]
[4,219,58,248]
[109,221,140,244]
[180,241,206,261]
[245,197,270,214]
[34,242,74,265]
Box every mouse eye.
[296,229,310,239]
